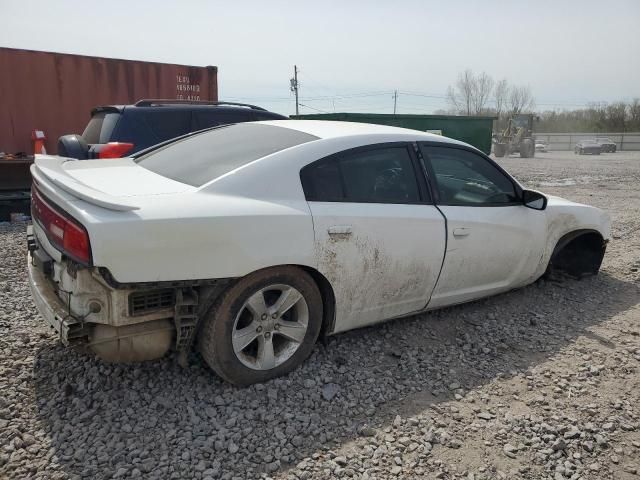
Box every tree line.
[440,69,640,132]
[537,101,640,133]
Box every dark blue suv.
[58,99,287,159]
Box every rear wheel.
[520,139,534,158]
[199,266,323,386]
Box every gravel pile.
[1,152,639,479]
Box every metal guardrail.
[535,132,640,151]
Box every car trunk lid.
[31,155,195,212]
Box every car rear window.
[82,112,121,144]
[135,123,318,187]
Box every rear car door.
[419,144,546,308]
[301,143,446,333]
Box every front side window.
[421,145,518,205]
[301,145,422,204]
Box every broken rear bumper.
[27,250,87,345]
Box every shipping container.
[293,112,496,154]
[0,47,218,155]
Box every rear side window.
[143,111,191,142]
[300,161,344,201]
[136,123,318,187]
[82,112,120,144]
[301,146,422,204]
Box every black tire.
[494,143,507,157]
[199,266,323,386]
[520,139,534,158]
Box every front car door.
[419,144,547,309]
[301,143,446,333]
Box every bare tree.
[606,102,627,131]
[493,78,509,117]
[509,85,535,114]
[628,98,640,130]
[447,70,536,119]
[471,72,494,115]
[446,69,475,115]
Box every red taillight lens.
[31,187,91,264]
[62,221,91,264]
[98,142,134,159]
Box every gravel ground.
[1,151,639,480]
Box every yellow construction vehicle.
[493,114,537,158]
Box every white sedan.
[27,121,610,385]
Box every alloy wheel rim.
[232,284,309,371]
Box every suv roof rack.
[134,99,267,111]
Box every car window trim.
[418,142,524,208]
[301,142,433,206]
[131,124,230,160]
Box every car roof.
[256,119,463,145]
[92,103,286,117]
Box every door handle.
[453,227,470,237]
[328,225,353,236]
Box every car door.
[301,143,446,333]
[419,144,547,309]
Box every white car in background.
[535,139,549,152]
[27,121,610,385]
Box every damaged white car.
[27,121,610,385]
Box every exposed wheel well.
[548,230,607,278]
[197,265,336,338]
[298,265,336,337]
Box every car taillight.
[31,186,92,264]
[98,142,134,159]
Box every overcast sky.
[2,0,639,116]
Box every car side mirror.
[523,190,547,210]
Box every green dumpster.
[292,113,496,155]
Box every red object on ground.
[31,130,47,154]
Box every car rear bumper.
[27,249,88,346]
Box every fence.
[535,132,640,151]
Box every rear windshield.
[82,112,121,144]
[135,123,318,186]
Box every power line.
[399,90,448,99]
[299,103,329,113]
[301,91,393,101]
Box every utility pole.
[393,90,398,114]
[290,65,299,116]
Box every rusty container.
[0,47,218,154]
